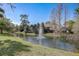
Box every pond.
[24,36,79,52]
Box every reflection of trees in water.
[60,34,79,52]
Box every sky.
[0,3,78,25]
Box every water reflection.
[25,37,77,52]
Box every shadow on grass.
[0,40,31,56]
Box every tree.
[72,7,79,33]
[0,4,16,34]
[29,24,34,33]
[63,4,68,28]
[0,7,5,34]
[72,19,79,33]
[0,20,5,33]
[50,8,58,33]
[33,24,38,34]
[57,4,63,33]
[41,22,45,33]
[0,18,14,34]
[0,8,4,18]
[4,18,15,33]
[66,20,75,33]
[20,14,29,33]
[75,8,79,15]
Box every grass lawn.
[44,33,53,39]
[0,35,79,56]
[15,32,36,37]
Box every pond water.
[24,37,79,52]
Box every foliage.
[0,7,4,17]
[75,8,79,15]
[20,14,29,33]
[72,19,79,33]
[0,8,4,13]
[66,20,75,33]
[4,18,15,32]
[72,7,79,33]
[0,19,6,33]
[0,18,15,33]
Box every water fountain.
[25,23,77,52]
[38,24,45,39]
[36,23,45,44]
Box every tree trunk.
[0,29,3,34]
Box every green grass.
[15,32,36,37]
[0,36,31,56]
[0,32,14,36]
[44,33,60,39]
[44,33,53,39]
[0,35,79,56]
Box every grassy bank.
[44,33,53,39]
[15,32,36,37]
[0,35,79,56]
